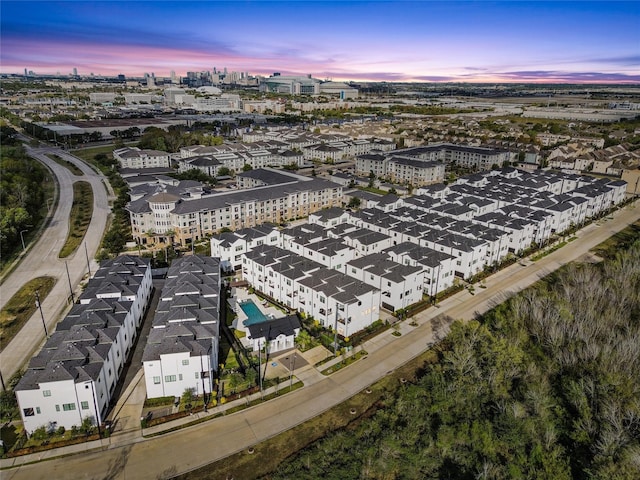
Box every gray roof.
[246,315,301,340]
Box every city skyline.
[2,1,639,84]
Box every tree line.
[266,240,640,479]
[0,133,48,262]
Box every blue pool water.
[240,299,269,326]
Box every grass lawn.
[590,219,640,259]
[59,181,94,258]
[70,145,115,173]
[0,276,56,352]
[47,154,83,175]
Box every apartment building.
[356,143,509,180]
[142,256,220,399]
[386,157,446,186]
[113,147,171,169]
[15,256,152,434]
[126,177,343,246]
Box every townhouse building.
[345,253,423,312]
[242,246,380,337]
[245,315,301,354]
[308,207,351,228]
[142,256,220,399]
[15,256,152,434]
[383,242,455,297]
[210,224,280,271]
[177,149,304,174]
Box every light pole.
[85,381,101,438]
[19,229,29,251]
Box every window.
[153,376,161,385]
[195,372,199,379]
[179,374,183,381]
[62,403,76,411]
[36,407,41,414]
[55,405,60,412]
[165,375,177,383]
[81,401,90,410]
[182,359,189,366]
[42,390,51,397]
[23,408,35,417]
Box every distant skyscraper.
[73,67,78,76]
[24,68,27,76]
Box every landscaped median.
[59,181,93,258]
[46,154,83,176]
[0,276,56,353]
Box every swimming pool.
[240,299,269,326]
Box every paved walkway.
[1,200,637,480]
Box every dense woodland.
[267,242,640,480]
[0,129,48,261]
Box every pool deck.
[233,289,286,342]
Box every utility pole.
[65,260,75,303]
[333,309,339,356]
[258,339,263,399]
[84,242,91,277]
[35,290,48,337]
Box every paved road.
[0,145,112,381]
[1,200,638,480]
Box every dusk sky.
[2,1,639,83]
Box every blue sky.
[2,1,639,83]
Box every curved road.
[0,145,112,381]
[1,200,637,480]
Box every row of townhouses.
[242,245,381,338]
[241,128,396,158]
[142,256,220,399]
[15,256,153,434]
[126,172,343,246]
[356,143,513,184]
[213,168,627,335]
[177,149,304,176]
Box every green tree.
[347,197,361,209]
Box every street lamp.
[19,229,29,251]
